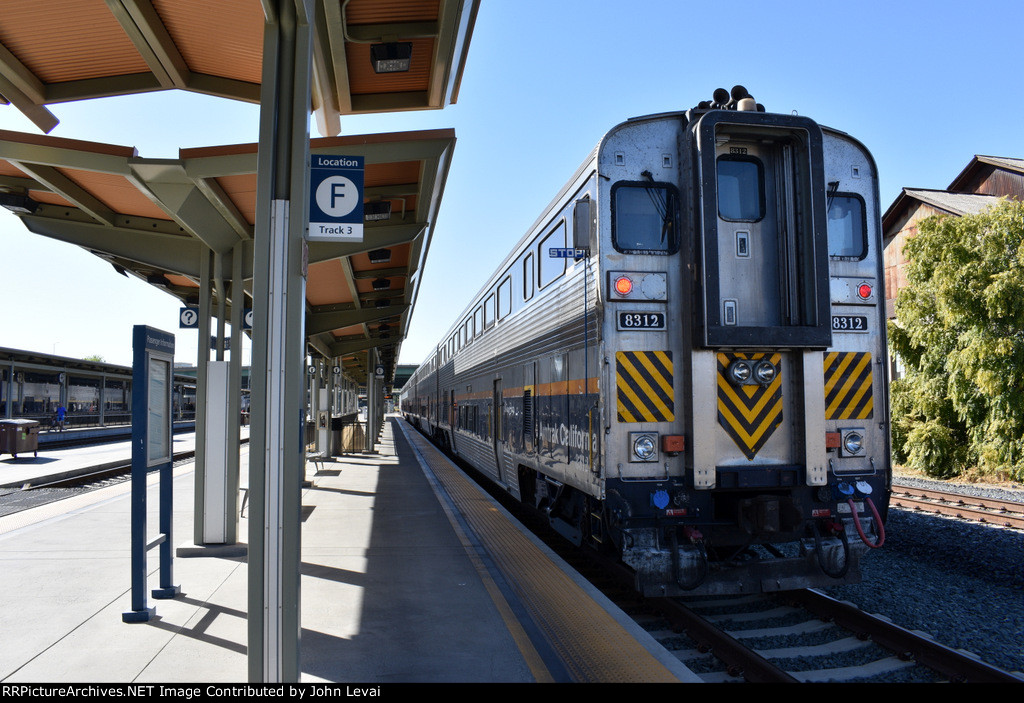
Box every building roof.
[0,0,480,135]
[900,188,1002,216]
[0,1,480,385]
[882,153,1024,239]
[0,127,456,384]
[947,155,1024,192]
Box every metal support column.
[248,0,313,683]
[194,248,212,543]
[226,243,244,544]
[364,350,375,453]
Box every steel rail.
[656,596,799,683]
[892,487,1024,530]
[787,589,1024,683]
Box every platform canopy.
[0,127,455,383]
[0,0,479,136]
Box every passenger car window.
[827,194,867,259]
[717,157,764,221]
[612,182,678,253]
[484,293,496,328]
[497,277,512,319]
[538,222,566,288]
[523,253,535,301]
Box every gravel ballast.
[821,475,1024,676]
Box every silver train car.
[402,87,890,596]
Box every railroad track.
[535,505,1024,683]
[891,484,1024,530]
[437,447,1024,683]
[637,589,1024,683]
[529,521,1021,683]
[0,438,245,517]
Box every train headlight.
[727,360,752,385]
[840,428,865,457]
[630,432,659,462]
[753,359,777,386]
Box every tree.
[84,354,105,362]
[889,199,1024,481]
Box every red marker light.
[614,276,634,296]
[857,283,873,299]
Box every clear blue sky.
[1,0,1022,370]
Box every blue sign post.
[123,325,180,622]
[307,154,364,242]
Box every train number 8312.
[831,315,868,332]
[617,312,666,330]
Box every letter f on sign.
[331,182,347,208]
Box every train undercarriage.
[522,463,881,597]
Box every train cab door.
[691,110,831,487]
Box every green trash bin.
[0,419,40,458]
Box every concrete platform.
[0,417,699,683]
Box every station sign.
[308,154,364,243]
[179,307,199,329]
[182,307,253,331]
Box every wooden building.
[882,156,1024,377]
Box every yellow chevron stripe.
[716,352,784,459]
[719,402,784,447]
[716,373,782,424]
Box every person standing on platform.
[56,404,66,431]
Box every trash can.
[0,419,40,458]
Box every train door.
[449,389,457,452]
[691,110,831,487]
[523,362,535,455]
[492,378,506,486]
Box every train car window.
[497,277,512,319]
[538,221,567,288]
[523,253,535,301]
[716,156,765,221]
[484,293,496,329]
[473,306,483,337]
[611,182,679,253]
[827,193,867,259]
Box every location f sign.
[308,154,365,242]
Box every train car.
[402,87,890,597]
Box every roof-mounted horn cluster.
[694,85,764,112]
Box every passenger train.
[401,87,890,596]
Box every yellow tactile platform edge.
[398,422,683,683]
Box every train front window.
[827,194,867,259]
[612,182,678,253]
[717,157,764,221]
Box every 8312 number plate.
[832,315,868,332]
[618,312,666,330]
